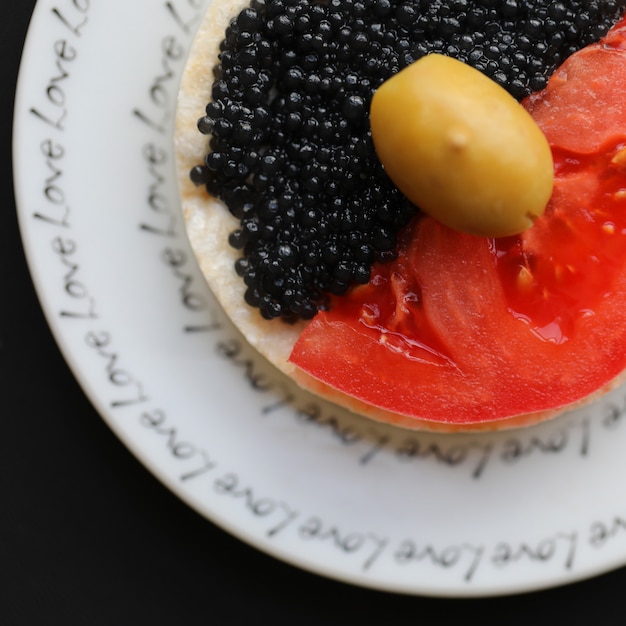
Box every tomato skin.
[289,20,626,426]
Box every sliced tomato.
[525,43,626,154]
[289,20,626,426]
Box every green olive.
[370,54,554,238]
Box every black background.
[3,2,626,625]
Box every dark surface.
[3,3,626,625]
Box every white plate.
[13,0,626,597]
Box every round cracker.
[174,2,622,432]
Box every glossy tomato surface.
[289,19,626,426]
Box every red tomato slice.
[289,20,626,426]
[525,44,626,153]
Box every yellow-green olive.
[370,54,554,238]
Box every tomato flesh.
[289,20,626,425]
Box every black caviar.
[191,0,625,321]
